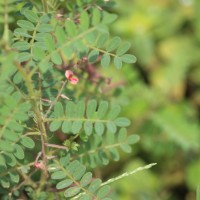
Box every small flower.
[65,70,79,85]
[34,161,45,170]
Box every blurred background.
[101,0,200,199]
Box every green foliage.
[12,7,136,73]
[0,94,35,188]
[0,0,145,199]
[48,100,130,135]
[76,128,139,168]
[50,156,111,199]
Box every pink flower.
[34,162,45,170]
[65,70,79,85]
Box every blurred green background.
[101,0,200,199]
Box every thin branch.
[45,143,68,150]
[44,80,67,118]
[72,163,157,199]
[101,163,157,186]
[34,152,42,165]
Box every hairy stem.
[15,62,49,179]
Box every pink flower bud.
[65,70,79,85]
[34,162,45,170]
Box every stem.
[41,0,48,13]
[44,80,67,118]
[72,163,157,199]
[15,62,48,178]
[101,163,157,186]
[45,143,68,150]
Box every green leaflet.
[20,137,35,149]
[51,159,110,199]
[101,54,110,68]
[12,41,30,51]
[86,100,97,118]
[97,33,109,48]
[55,26,66,45]
[92,8,101,25]
[0,155,6,167]
[1,178,10,188]
[121,54,137,63]
[84,121,93,136]
[107,104,121,120]
[56,179,73,190]
[97,185,111,199]
[97,101,109,119]
[14,28,32,38]
[107,37,121,52]
[116,42,131,56]
[37,24,53,33]
[65,20,77,37]
[32,46,45,60]
[88,50,99,63]
[17,52,31,62]
[88,179,102,193]
[3,130,19,142]
[4,153,17,167]
[13,144,24,160]
[114,117,131,127]
[17,20,35,31]
[127,135,140,145]
[114,56,122,69]
[9,172,19,183]
[48,100,130,135]
[75,129,139,167]
[0,140,14,152]
[24,9,39,23]
[95,122,105,136]
[44,34,55,52]
[102,11,118,24]
[80,172,93,187]
[50,121,62,132]
[80,11,89,31]
[51,52,62,65]
[64,186,80,198]
[120,143,132,153]
[51,171,67,180]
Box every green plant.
[0,0,155,199]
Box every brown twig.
[45,143,69,150]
